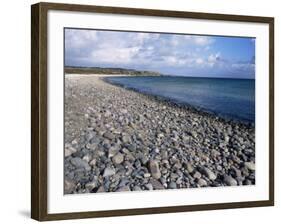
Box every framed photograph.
[31,2,274,221]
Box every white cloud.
[65,29,98,48]
[162,56,178,65]
[193,36,214,46]
[196,58,204,65]
[207,52,221,67]
[91,46,140,64]
[231,63,255,70]
[65,29,254,78]
[65,29,217,68]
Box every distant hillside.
[65,66,163,76]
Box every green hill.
[65,66,163,76]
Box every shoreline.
[64,75,255,194]
[65,73,137,77]
[102,76,255,127]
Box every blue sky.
[65,28,255,79]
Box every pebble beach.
[64,74,255,194]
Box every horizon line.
[65,65,255,80]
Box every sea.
[104,76,255,123]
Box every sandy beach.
[64,75,255,194]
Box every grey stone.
[120,109,128,114]
[97,185,106,193]
[191,131,197,138]
[184,162,194,173]
[103,132,115,140]
[157,133,165,138]
[231,166,242,178]
[65,145,77,157]
[112,153,124,165]
[193,171,202,179]
[70,157,91,171]
[116,185,130,192]
[134,159,141,169]
[224,175,238,186]
[71,139,78,146]
[127,144,137,152]
[104,110,111,117]
[173,162,182,170]
[244,162,255,171]
[138,114,144,122]
[86,142,98,150]
[200,167,217,180]
[82,154,91,163]
[118,178,130,188]
[224,134,230,143]
[89,159,96,167]
[108,146,120,158]
[64,178,76,194]
[85,132,95,141]
[211,149,220,158]
[145,183,153,190]
[150,179,165,190]
[103,167,116,177]
[149,160,161,179]
[143,173,151,178]
[140,154,149,165]
[122,135,131,143]
[133,186,142,191]
[197,178,207,187]
[168,181,177,189]
[243,179,252,185]
[85,180,97,191]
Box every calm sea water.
[105,76,255,123]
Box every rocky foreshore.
[64,75,255,194]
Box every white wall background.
[0,0,279,223]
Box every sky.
[65,28,255,79]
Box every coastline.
[102,76,255,127]
[64,75,255,194]
[65,73,137,77]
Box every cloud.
[65,29,254,78]
[193,36,214,46]
[195,58,204,65]
[91,46,140,64]
[65,29,98,48]
[231,62,255,71]
[207,52,221,67]
[65,29,216,68]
